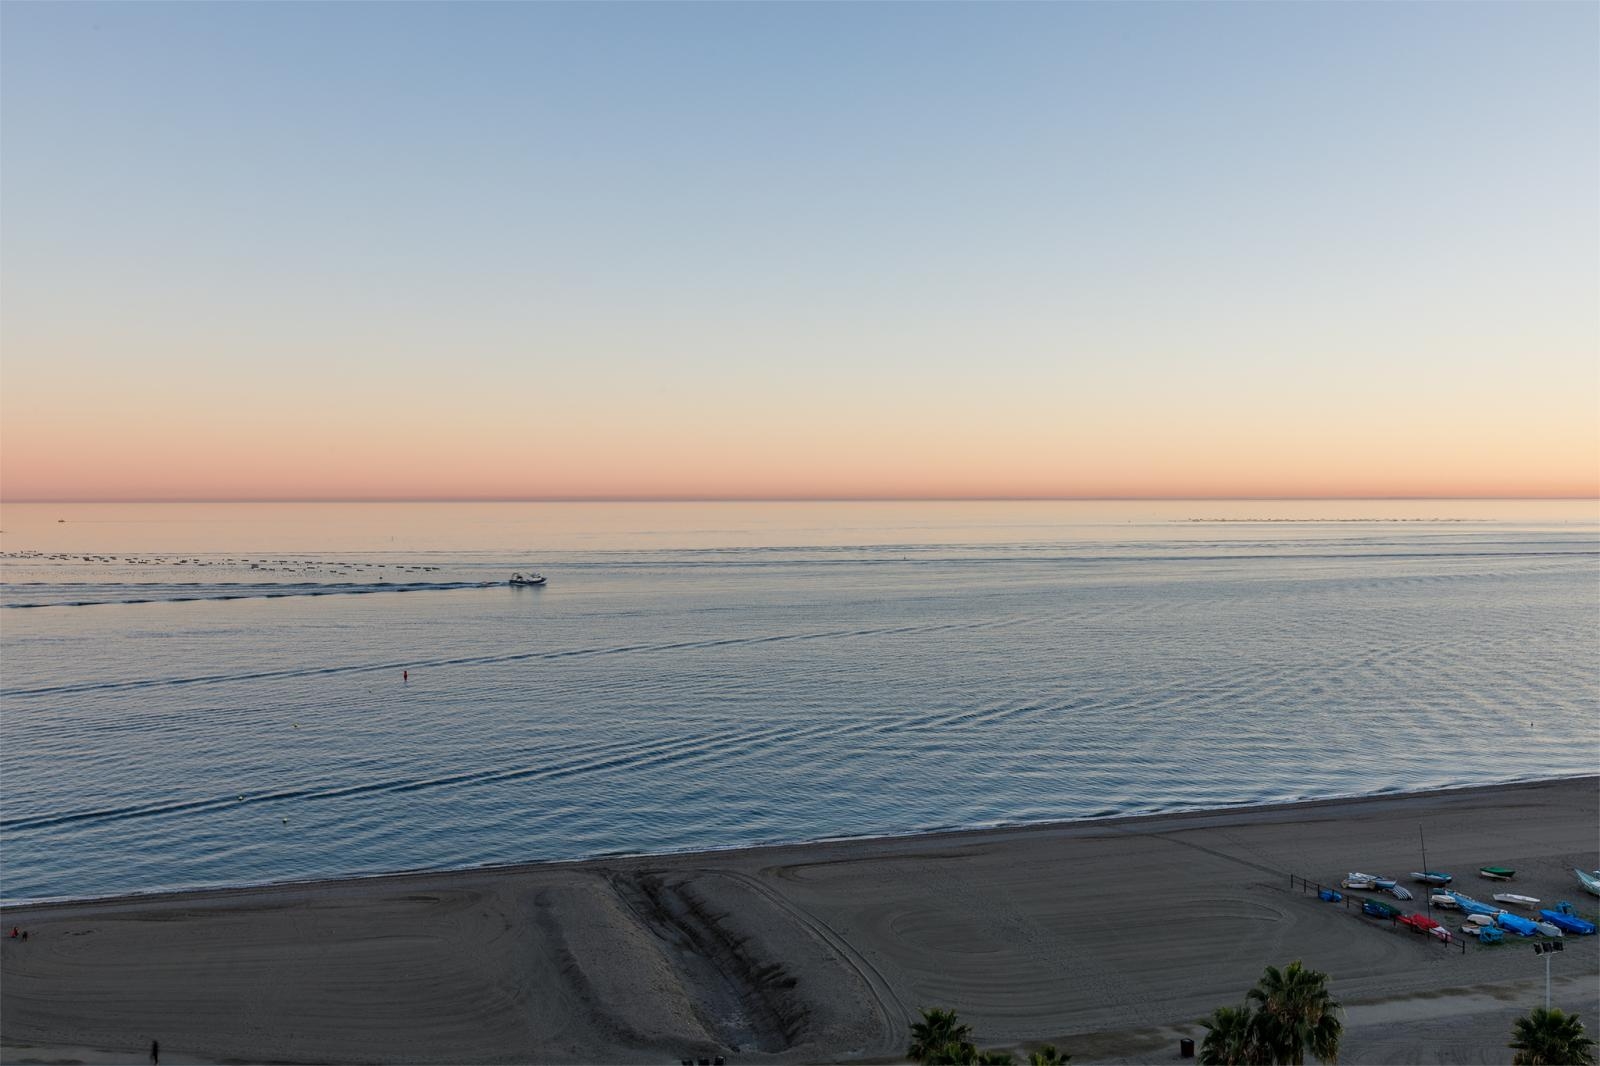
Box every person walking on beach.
[151,1039,159,1064]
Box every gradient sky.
[2,2,1596,501]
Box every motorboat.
[509,572,547,587]
[1493,893,1540,908]
[1412,871,1454,886]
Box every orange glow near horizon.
[3,390,1596,502]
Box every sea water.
[1,500,1595,903]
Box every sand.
[2,776,1596,1065]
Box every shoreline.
[5,772,1594,912]
[3,775,1596,1064]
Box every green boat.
[1479,866,1516,882]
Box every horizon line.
[4,494,1597,505]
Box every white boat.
[1467,914,1494,927]
[509,572,547,587]
[1428,925,1453,943]
[1430,892,1458,908]
[1387,884,1414,900]
[1577,869,1600,898]
[1342,877,1374,890]
[1493,893,1540,908]
[1534,921,1564,938]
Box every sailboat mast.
[1420,826,1430,917]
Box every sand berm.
[3,777,1596,1065]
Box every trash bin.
[1180,1037,1195,1058]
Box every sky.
[2,2,1596,501]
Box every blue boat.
[1372,877,1398,890]
[1539,909,1597,935]
[1494,911,1539,937]
[1478,925,1505,944]
[1448,891,1498,917]
[1319,888,1343,903]
[1411,871,1453,886]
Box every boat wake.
[1,579,494,609]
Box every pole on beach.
[1534,941,1563,1010]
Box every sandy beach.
[3,777,1596,1065]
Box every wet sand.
[3,776,1596,1064]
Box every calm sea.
[2,500,1596,903]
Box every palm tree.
[1028,1045,1069,1065]
[909,1008,976,1064]
[1509,1008,1597,1065]
[1199,1005,1262,1066]
[1247,961,1342,1065]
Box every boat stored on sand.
[1412,871,1453,886]
[1493,893,1540,908]
[1447,892,1498,917]
[1430,892,1458,909]
[1576,869,1600,897]
[1540,909,1597,935]
[1494,911,1538,937]
[1362,899,1402,919]
[1387,884,1413,900]
[1398,914,1440,934]
[1478,866,1516,881]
